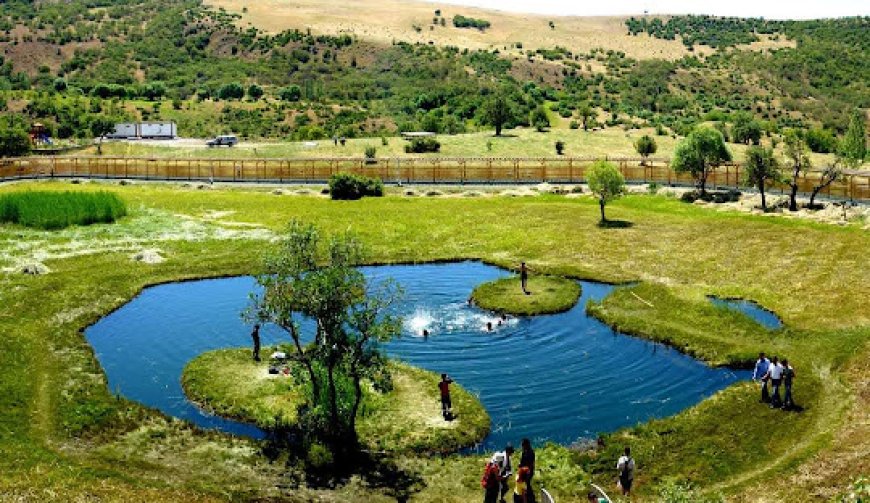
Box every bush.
[680,189,740,204]
[404,137,441,153]
[0,191,127,230]
[555,140,565,155]
[328,173,384,200]
[364,146,377,163]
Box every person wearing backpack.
[482,458,502,503]
[781,359,796,410]
[616,446,635,496]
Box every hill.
[0,0,866,156]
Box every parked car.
[206,135,238,147]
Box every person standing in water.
[438,373,454,420]
[251,323,261,362]
[520,262,530,295]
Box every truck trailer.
[107,122,177,139]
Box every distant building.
[108,122,177,139]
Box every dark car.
[206,135,238,147]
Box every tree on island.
[671,127,732,194]
[587,160,626,223]
[634,134,657,165]
[743,145,781,211]
[480,91,515,136]
[248,222,402,459]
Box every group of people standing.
[482,440,537,503]
[753,352,797,409]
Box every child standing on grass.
[514,467,531,503]
[753,352,770,403]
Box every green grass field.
[0,180,866,502]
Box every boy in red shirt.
[438,373,454,420]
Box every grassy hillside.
[0,0,866,148]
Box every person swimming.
[486,321,493,331]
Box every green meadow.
[0,180,866,501]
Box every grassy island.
[471,275,581,315]
[182,348,490,454]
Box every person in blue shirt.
[752,352,770,403]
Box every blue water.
[85,262,748,449]
[708,296,783,329]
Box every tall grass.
[0,191,127,230]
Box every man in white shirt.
[764,356,784,408]
[492,444,514,503]
[616,446,635,496]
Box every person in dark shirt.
[251,323,261,362]
[438,373,454,420]
[781,359,796,410]
[519,438,536,503]
[520,262,530,295]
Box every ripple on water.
[85,262,749,449]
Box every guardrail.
[1,156,867,201]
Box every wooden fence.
[1,156,867,201]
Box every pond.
[85,261,749,450]
[708,296,783,329]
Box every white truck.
[108,123,138,139]
[107,122,177,139]
[138,122,177,139]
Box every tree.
[808,155,842,208]
[840,109,867,167]
[530,105,550,132]
[90,116,116,155]
[217,82,245,101]
[279,85,302,101]
[247,84,264,101]
[248,222,401,457]
[731,112,762,145]
[783,129,811,211]
[586,160,626,222]
[743,145,781,211]
[0,116,31,157]
[671,127,732,194]
[480,91,514,136]
[634,135,657,165]
[577,102,594,131]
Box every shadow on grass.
[492,133,519,138]
[262,429,424,501]
[597,219,634,229]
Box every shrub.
[0,191,127,230]
[555,140,565,155]
[364,146,377,163]
[328,173,384,200]
[805,128,837,153]
[404,137,441,153]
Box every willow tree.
[248,222,401,456]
